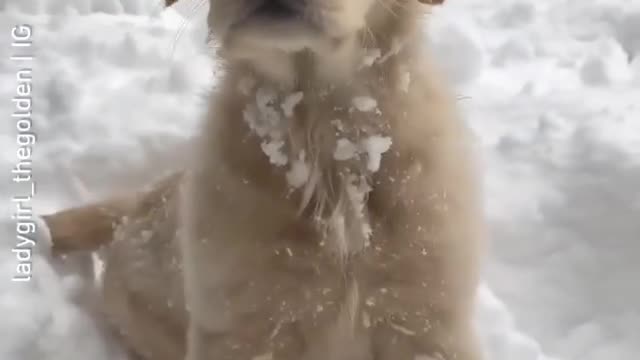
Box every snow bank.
[0,219,120,360]
[2,0,166,16]
[431,1,640,360]
[1,0,639,359]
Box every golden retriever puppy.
[44,0,485,359]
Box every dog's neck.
[214,17,427,257]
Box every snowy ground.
[1,0,639,359]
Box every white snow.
[352,96,378,113]
[361,48,382,68]
[361,136,392,172]
[579,37,633,86]
[334,138,359,161]
[1,0,640,359]
[280,91,304,118]
[245,86,293,165]
[255,86,283,132]
[260,140,288,167]
[333,136,392,173]
[285,151,309,189]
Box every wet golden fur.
[45,0,485,359]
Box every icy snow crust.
[1,0,639,359]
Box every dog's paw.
[32,215,55,258]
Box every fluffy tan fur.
[45,0,485,359]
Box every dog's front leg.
[179,167,291,360]
[180,190,249,360]
[368,147,485,360]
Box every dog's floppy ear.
[418,0,446,4]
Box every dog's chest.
[225,80,399,254]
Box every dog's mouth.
[223,0,329,54]
[251,0,304,21]
[231,0,310,31]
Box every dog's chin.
[224,19,318,54]
[221,7,357,59]
[215,5,366,85]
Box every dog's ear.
[165,0,178,6]
[418,0,446,4]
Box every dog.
[43,0,485,359]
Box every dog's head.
[208,0,443,52]
[167,0,445,83]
